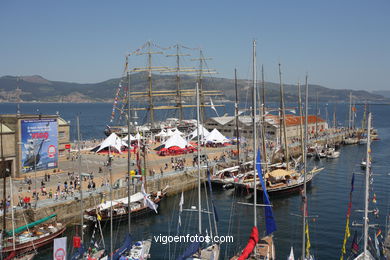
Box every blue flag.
[256,149,277,235]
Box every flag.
[305,222,311,257]
[374,233,380,257]
[53,237,67,260]
[178,192,184,227]
[141,183,158,213]
[256,149,276,235]
[341,218,350,255]
[209,97,220,117]
[288,246,295,260]
[351,231,359,256]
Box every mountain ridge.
[0,73,388,104]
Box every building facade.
[0,114,70,178]
[204,114,327,142]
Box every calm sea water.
[0,102,389,259]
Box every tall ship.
[104,41,224,137]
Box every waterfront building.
[0,114,70,178]
[204,114,327,141]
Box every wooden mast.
[166,45,190,121]
[126,55,132,234]
[298,81,305,158]
[1,117,6,244]
[260,65,268,173]
[252,40,258,249]
[278,64,289,170]
[234,69,240,167]
[302,75,309,260]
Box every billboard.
[21,119,58,173]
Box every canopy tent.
[188,125,210,140]
[204,128,229,144]
[95,133,127,153]
[122,134,136,141]
[134,133,143,140]
[155,129,168,137]
[163,132,189,149]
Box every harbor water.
[1,102,389,259]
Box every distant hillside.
[372,90,390,98]
[0,74,389,104]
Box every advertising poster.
[21,119,58,173]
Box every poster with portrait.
[20,119,58,173]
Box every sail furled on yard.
[256,149,277,235]
[340,173,355,260]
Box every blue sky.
[1,0,389,90]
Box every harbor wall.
[1,170,201,230]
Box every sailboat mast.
[108,146,113,255]
[261,65,268,172]
[0,118,6,242]
[302,75,309,260]
[234,69,240,167]
[196,82,202,235]
[298,81,304,158]
[363,112,372,257]
[278,64,289,170]
[9,178,15,250]
[348,92,352,129]
[252,40,258,231]
[147,41,154,123]
[126,55,132,234]
[315,92,318,136]
[77,116,84,243]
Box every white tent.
[163,132,189,149]
[96,133,126,153]
[134,133,143,140]
[205,128,229,144]
[188,125,210,140]
[155,129,167,137]
[122,134,136,141]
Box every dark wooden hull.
[2,226,66,256]
[234,176,314,197]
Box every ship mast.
[278,64,289,170]
[191,50,215,123]
[260,65,268,173]
[252,40,258,248]
[302,75,309,260]
[133,41,166,123]
[234,69,240,167]
[363,113,372,258]
[166,44,190,121]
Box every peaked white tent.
[96,133,126,153]
[155,129,167,137]
[205,128,229,144]
[122,134,136,141]
[188,125,210,140]
[163,132,189,149]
